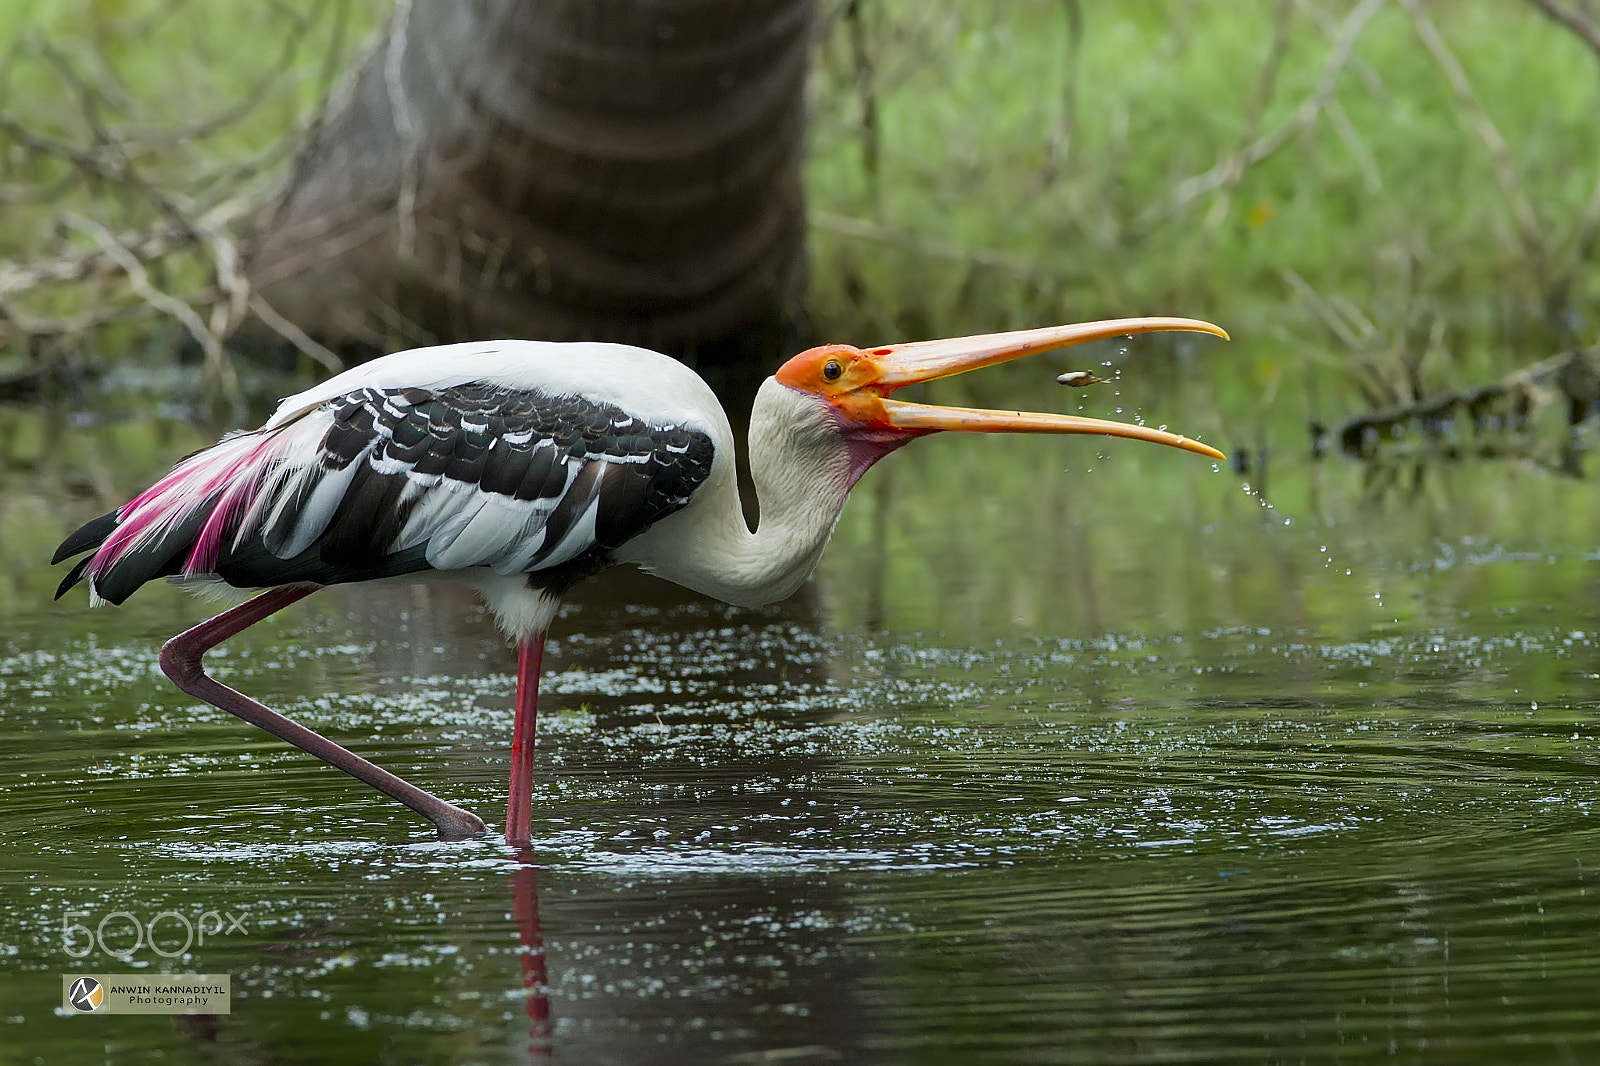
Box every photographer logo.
[66,977,104,1013]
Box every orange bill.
[855,317,1228,461]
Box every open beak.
[867,317,1228,461]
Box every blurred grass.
[3,1,1600,424]
[806,1,1600,425]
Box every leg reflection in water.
[511,848,554,1057]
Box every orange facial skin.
[774,344,901,433]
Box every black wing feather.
[54,555,95,601]
[51,381,718,603]
[51,509,119,566]
[245,383,715,585]
[95,503,216,606]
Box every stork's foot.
[432,805,488,841]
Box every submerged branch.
[1312,347,1600,458]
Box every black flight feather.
[51,509,119,565]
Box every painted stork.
[53,318,1227,843]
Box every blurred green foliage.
[0,0,384,357]
[807,1,1600,419]
[3,1,1600,421]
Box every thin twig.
[1400,0,1546,270]
[1215,0,1296,205]
[1291,0,1388,97]
[1039,0,1084,185]
[1146,0,1387,228]
[0,225,188,299]
[813,210,1061,288]
[0,199,251,300]
[2,51,201,239]
[200,224,251,343]
[1526,0,1600,272]
[0,296,169,341]
[249,292,343,373]
[117,4,319,151]
[1527,0,1600,59]
[1281,267,1371,351]
[1324,95,1383,193]
[66,212,235,390]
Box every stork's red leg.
[159,586,486,840]
[506,633,545,845]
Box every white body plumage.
[65,340,857,640]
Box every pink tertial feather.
[89,430,289,585]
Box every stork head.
[774,317,1229,486]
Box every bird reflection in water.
[510,848,554,1058]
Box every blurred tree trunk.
[243,0,814,390]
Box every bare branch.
[0,225,190,299]
[1281,267,1372,351]
[1526,0,1600,268]
[65,212,234,390]
[1527,0,1600,61]
[1400,0,1546,268]
[0,200,251,301]
[249,293,343,373]
[116,4,320,152]
[1324,95,1384,194]
[1145,0,1387,228]
[1292,0,1388,97]
[813,210,1062,288]
[1219,0,1295,197]
[0,1,356,381]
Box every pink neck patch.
[842,428,923,489]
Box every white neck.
[620,379,855,607]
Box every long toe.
[435,805,489,841]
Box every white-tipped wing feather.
[69,355,721,603]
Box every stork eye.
[822,360,844,382]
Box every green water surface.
[2,368,1599,1064]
